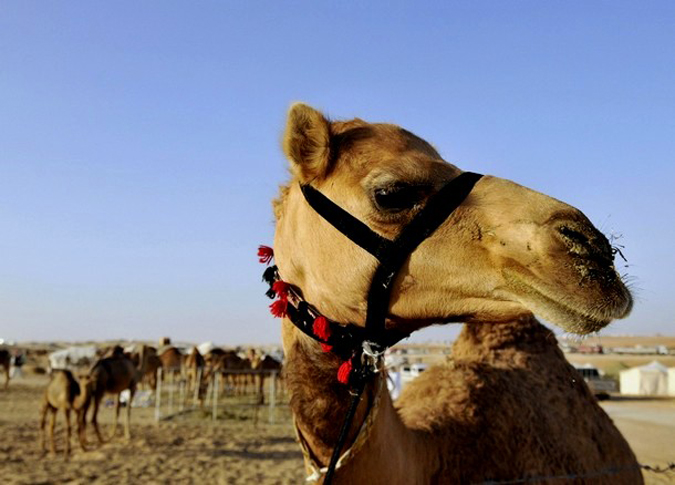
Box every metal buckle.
[361,341,384,373]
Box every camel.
[271,103,640,484]
[39,370,92,457]
[158,346,183,381]
[250,351,283,404]
[204,348,251,396]
[131,345,161,390]
[0,349,10,390]
[185,347,205,393]
[84,345,148,443]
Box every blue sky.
[1,2,673,344]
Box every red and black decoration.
[258,245,363,385]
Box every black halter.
[300,171,483,351]
[263,171,482,484]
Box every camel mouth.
[502,266,632,335]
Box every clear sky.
[1,2,673,344]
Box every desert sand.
[1,373,674,484]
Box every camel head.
[273,103,632,336]
[74,372,94,411]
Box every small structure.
[48,346,98,371]
[197,341,216,356]
[619,361,668,396]
[668,367,675,397]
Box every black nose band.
[300,171,483,347]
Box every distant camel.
[204,348,248,395]
[0,349,10,390]
[250,351,283,404]
[185,347,205,394]
[39,370,92,457]
[158,346,183,382]
[85,345,148,443]
[131,345,161,390]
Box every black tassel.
[262,265,278,285]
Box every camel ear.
[283,103,331,183]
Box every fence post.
[168,371,174,415]
[179,378,185,412]
[269,371,276,424]
[155,367,163,423]
[212,371,219,421]
[193,367,202,407]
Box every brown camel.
[185,347,205,393]
[131,345,161,390]
[272,104,639,483]
[205,348,250,395]
[0,349,10,390]
[39,370,92,457]
[84,345,148,443]
[158,346,183,380]
[250,351,283,404]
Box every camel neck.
[74,382,91,410]
[282,319,380,464]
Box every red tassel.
[272,281,290,299]
[337,360,353,384]
[258,245,274,265]
[269,299,288,318]
[320,343,333,353]
[312,316,331,341]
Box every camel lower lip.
[502,269,618,334]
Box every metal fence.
[153,367,284,424]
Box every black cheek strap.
[300,171,483,348]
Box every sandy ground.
[600,398,675,484]
[0,375,305,484]
[1,375,674,484]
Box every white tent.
[668,368,675,397]
[48,345,98,371]
[619,361,668,396]
[197,341,216,355]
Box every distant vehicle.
[573,364,617,400]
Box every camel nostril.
[557,224,613,262]
[558,226,590,247]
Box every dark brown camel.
[0,349,10,390]
[84,345,148,443]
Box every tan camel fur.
[39,370,92,457]
[0,349,10,390]
[274,104,638,484]
[85,345,148,443]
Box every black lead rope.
[323,378,367,484]
[299,171,483,484]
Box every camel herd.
[35,343,281,458]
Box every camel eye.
[372,184,429,213]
